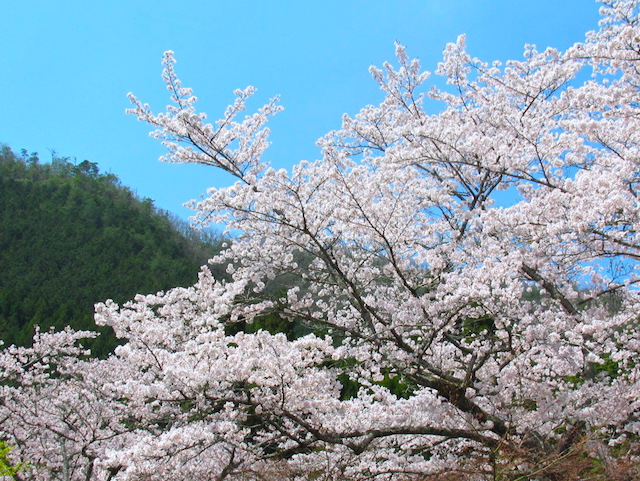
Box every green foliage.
[0,144,225,356]
[0,441,26,476]
[592,353,621,379]
[331,355,417,401]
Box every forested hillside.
[0,145,223,356]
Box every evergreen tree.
[0,145,224,355]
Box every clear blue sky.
[2,1,602,221]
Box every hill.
[0,145,223,356]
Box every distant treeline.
[0,145,225,356]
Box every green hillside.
[0,145,223,356]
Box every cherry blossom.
[3,1,640,479]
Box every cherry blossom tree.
[0,329,134,481]
[3,0,640,479]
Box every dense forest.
[0,145,224,356]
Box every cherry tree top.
[2,1,640,479]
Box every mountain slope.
[0,145,222,356]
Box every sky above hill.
[2,0,602,223]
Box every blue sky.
[2,1,602,222]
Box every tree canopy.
[0,146,223,355]
[1,1,640,479]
